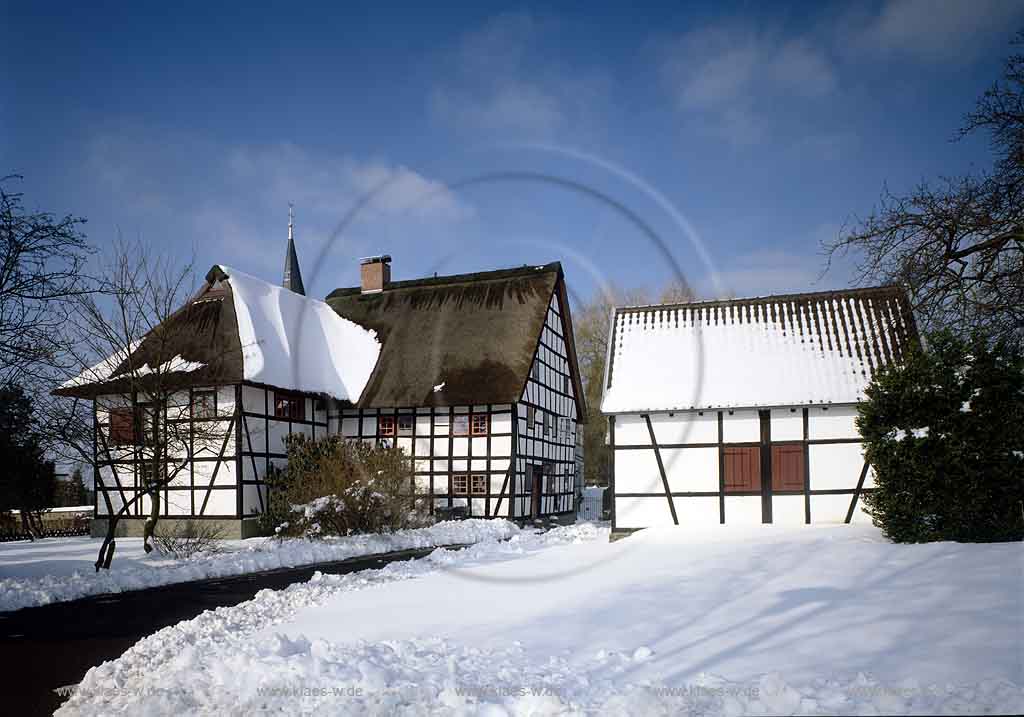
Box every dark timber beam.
[643,414,679,526]
[845,461,871,523]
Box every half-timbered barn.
[56,224,586,536]
[601,286,917,537]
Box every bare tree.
[60,242,231,570]
[573,280,694,487]
[0,176,92,387]
[827,33,1024,348]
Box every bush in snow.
[262,434,431,538]
[152,520,226,559]
[859,329,1024,543]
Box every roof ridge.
[614,284,904,313]
[327,262,562,299]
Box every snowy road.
[55,523,1024,715]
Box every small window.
[471,474,487,495]
[453,414,470,436]
[542,411,551,436]
[109,407,136,445]
[192,390,216,419]
[378,415,396,437]
[563,375,570,394]
[398,415,414,435]
[434,413,449,426]
[471,414,488,435]
[274,393,305,421]
[526,405,536,430]
[452,475,469,495]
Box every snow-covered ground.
[57,523,1023,715]
[0,519,516,612]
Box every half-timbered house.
[601,286,917,537]
[57,224,586,536]
[326,257,585,523]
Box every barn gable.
[602,285,917,413]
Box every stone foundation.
[90,517,267,540]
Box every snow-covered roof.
[56,266,380,403]
[217,265,380,401]
[601,286,916,413]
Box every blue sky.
[4,1,1022,304]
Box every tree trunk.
[143,488,160,553]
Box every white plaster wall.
[724,496,763,523]
[722,410,759,442]
[616,496,676,528]
[661,447,719,492]
[772,495,806,524]
[674,496,720,525]
[809,443,867,490]
[649,412,718,444]
[808,405,859,440]
[615,414,651,445]
[810,493,853,523]
[614,449,661,493]
[770,408,803,441]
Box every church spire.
[282,203,306,296]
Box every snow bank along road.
[57,523,1023,716]
[0,519,516,612]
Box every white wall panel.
[615,415,650,445]
[810,494,852,523]
[722,410,759,442]
[167,490,192,515]
[661,447,719,492]
[203,489,236,516]
[809,443,866,491]
[616,496,676,528]
[491,413,512,433]
[724,496,763,524]
[613,449,661,493]
[770,409,803,441]
[491,436,511,457]
[772,495,806,524]
[808,405,859,440]
[650,412,718,444]
[674,496,720,525]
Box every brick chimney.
[360,255,391,294]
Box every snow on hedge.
[55,523,1023,716]
[221,264,380,401]
[0,519,517,613]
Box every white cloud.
[661,25,838,147]
[75,130,471,283]
[852,0,1024,63]
[429,12,609,139]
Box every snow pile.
[220,264,380,401]
[55,523,1022,716]
[0,519,517,612]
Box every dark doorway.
[530,465,543,518]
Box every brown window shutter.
[771,444,805,491]
[723,446,760,492]
[109,407,135,445]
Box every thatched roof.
[54,285,243,398]
[56,266,380,401]
[327,262,586,414]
